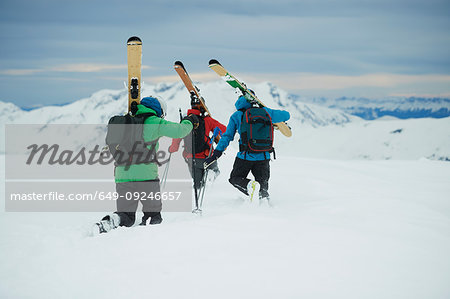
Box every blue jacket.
[215,96,290,161]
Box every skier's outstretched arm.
[147,118,193,139]
[203,114,239,169]
[215,114,238,152]
[264,107,290,123]
[168,138,182,153]
[209,117,227,135]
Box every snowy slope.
[1,82,450,298]
[279,117,450,161]
[1,154,449,298]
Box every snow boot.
[139,214,149,226]
[208,169,220,182]
[259,195,272,207]
[247,180,260,202]
[149,213,163,225]
[96,213,120,233]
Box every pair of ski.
[175,60,292,137]
[174,61,209,214]
[126,36,292,137]
[124,38,210,215]
[127,36,292,137]
[173,60,291,214]
[125,36,292,214]
[125,37,208,119]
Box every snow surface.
[1,153,450,298]
[1,82,450,298]
[280,117,450,161]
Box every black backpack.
[239,107,274,156]
[183,116,210,155]
[105,112,159,168]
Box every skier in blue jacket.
[204,94,290,201]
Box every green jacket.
[115,104,193,183]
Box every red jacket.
[169,109,227,159]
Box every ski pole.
[198,128,221,209]
[181,108,201,214]
[191,128,201,214]
[161,153,171,190]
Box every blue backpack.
[239,107,274,156]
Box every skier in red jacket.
[169,95,226,190]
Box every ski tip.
[174,60,184,68]
[208,59,221,66]
[127,36,142,44]
[174,61,188,73]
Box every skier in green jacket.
[96,96,198,233]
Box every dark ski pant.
[229,157,270,198]
[115,180,162,227]
[187,158,219,190]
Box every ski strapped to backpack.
[127,36,142,111]
[105,109,161,170]
[208,59,292,137]
[239,106,276,159]
[174,61,211,116]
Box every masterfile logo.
[4,124,193,212]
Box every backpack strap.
[239,108,249,153]
[135,112,157,119]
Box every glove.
[182,114,199,129]
[168,138,181,153]
[213,127,223,144]
[168,144,178,153]
[204,150,223,169]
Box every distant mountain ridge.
[299,96,450,120]
[1,81,449,161]
[0,81,355,127]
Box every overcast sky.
[1,0,449,108]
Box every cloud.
[50,64,127,73]
[237,72,450,91]
[0,69,42,75]
[144,72,217,84]
[148,70,450,98]
[0,63,152,76]
[145,70,450,90]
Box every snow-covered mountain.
[1,81,450,160]
[299,96,450,120]
[0,81,354,127]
